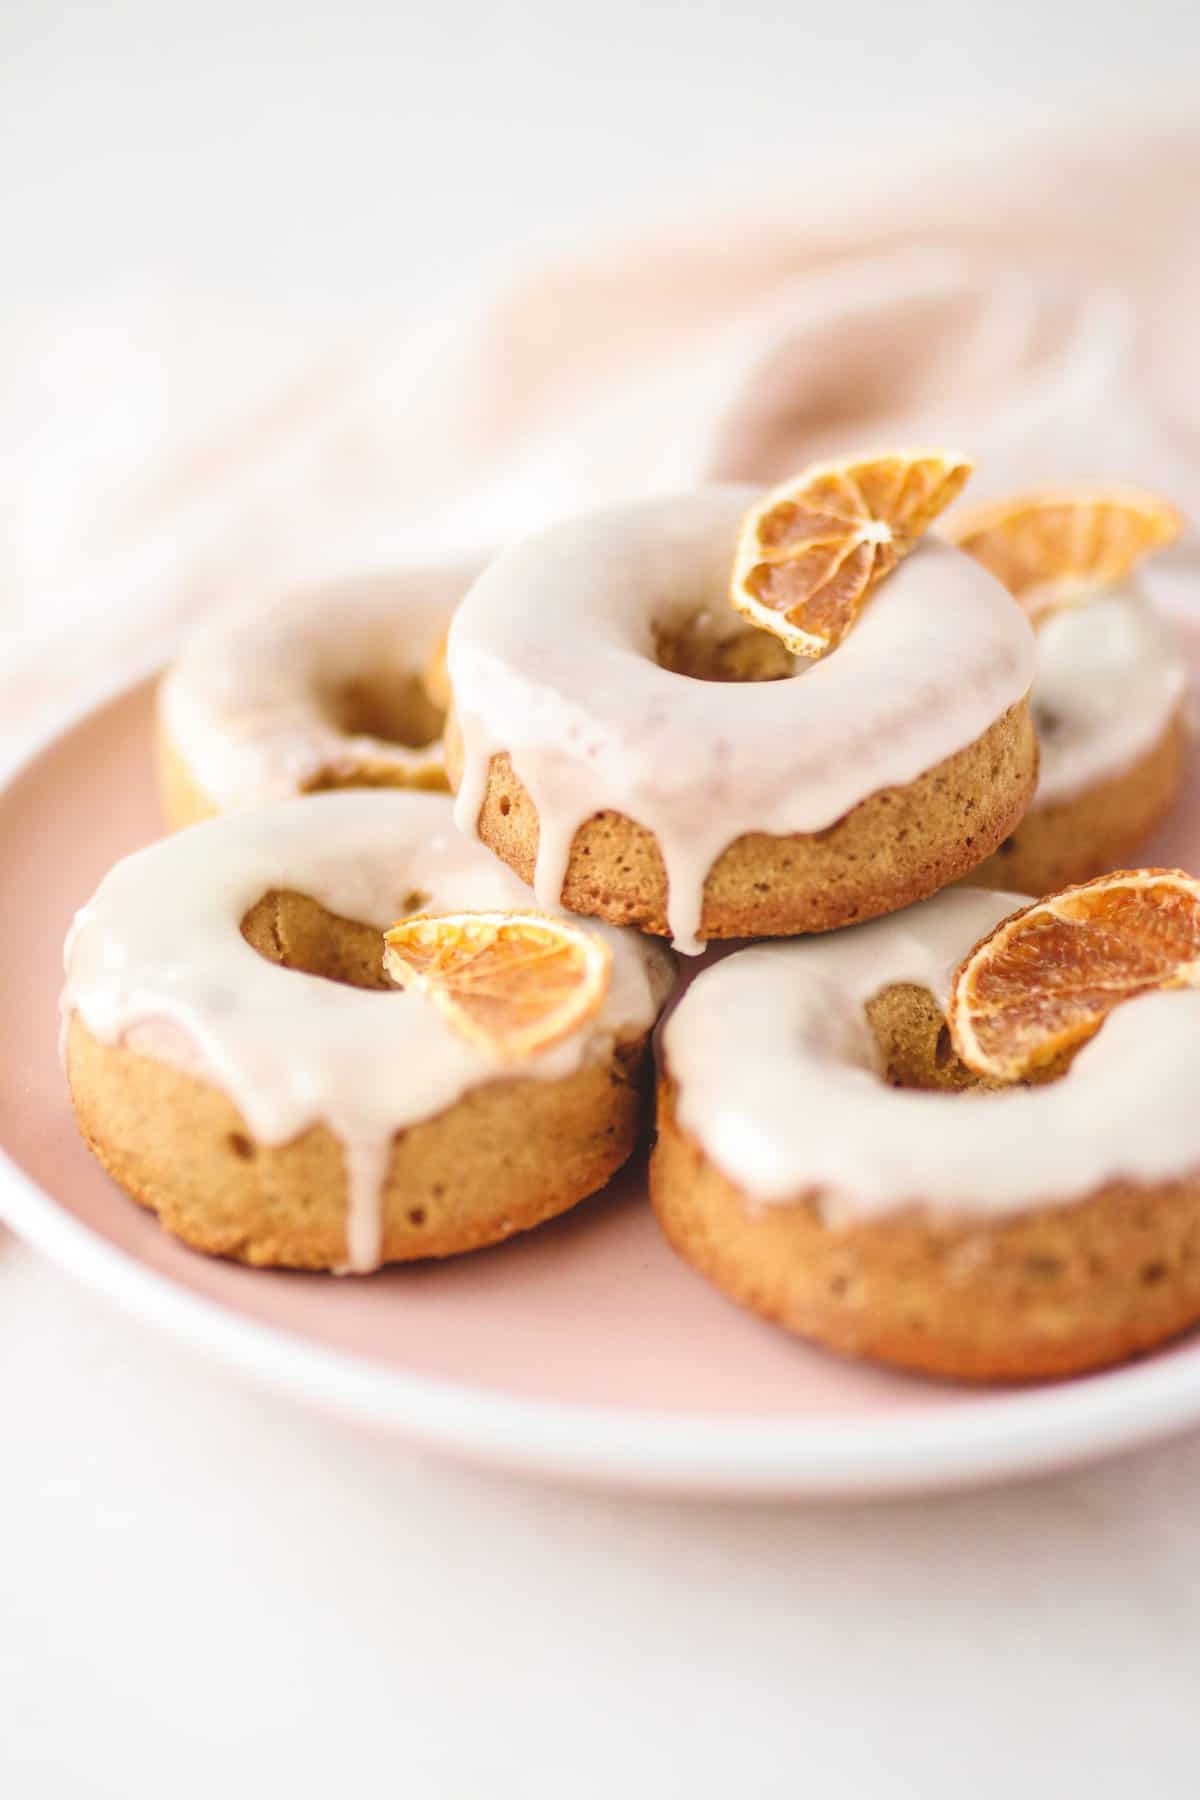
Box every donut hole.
[321,671,446,753]
[652,613,796,683]
[240,889,412,990]
[867,985,986,1093]
[866,984,1069,1094]
[1032,701,1065,742]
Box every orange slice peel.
[382,909,611,1060]
[947,869,1200,1083]
[949,485,1182,623]
[730,449,973,657]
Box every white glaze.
[448,488,1036,954]
[160,565,473,811]
[62,790,673,1272]
[664,886,1200,1222]
[1026,581,1188,808]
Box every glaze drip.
[664,886,1200,1221]
[61,790,672,1270]
[449,488,1036,953]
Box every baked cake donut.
[158,565,474,829]
[652,878,1200,1381]
[971,597,1189,893]
[951,488,1190,893]
[62,790,672,1272]
[446,480,1038,952]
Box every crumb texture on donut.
[970,708,1188,895]
[447,493,1036,945]
[651,1076,1200,1383]
[653,887,1200,1377]
[448,698,1037,939]
[62,790,672,1270]
[68,1013,647,1269]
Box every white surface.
[6,1231,1200,1799]
[7,2,1200,1794]
[4,0,1200,307]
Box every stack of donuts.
[62,449,1200,1381]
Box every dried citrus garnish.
[729,450,973,657]
[947,869,1200,1082]
[382,910,611,1059]
[950,486,1182,622]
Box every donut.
[62,790,673,1272]
[158,565,474,829]
[445,488,1038,953]
[651,885,1200,1380]
[970,587,1189,893]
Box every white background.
[6,3,1200,1795]
[5,0,1200,309]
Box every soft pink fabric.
[3,111,1198,754]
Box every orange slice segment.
[382,910,611,1059]
[947,869,1200,1082]
[950,486,1182,621]
[730,450,973,657]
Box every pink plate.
[6,666,1200,1497]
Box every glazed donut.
[652,886,1200,1380]
[62,790,672,1272]
[446,488,1038,952]
[972,586,1189,893]
[158,565,474,829]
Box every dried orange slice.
[730,450,973,657]
[382,910,611,1059]
[947,869,1200,1082]
[950,486,1182,621]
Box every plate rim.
[5,669,1200,1498]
